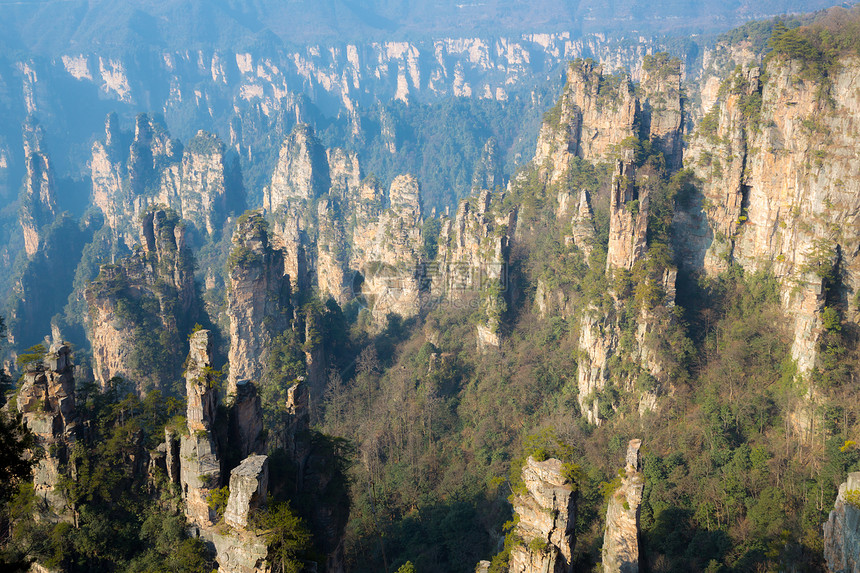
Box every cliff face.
[351,174,425,324]
[91,114,230,245]
[528,56,683,424]
[265,124,330,210]
[434,188,516,348]
[508,456,576,573]
[16,343,78,514]
[85,208,196,392]
[824,472,860,573]
[682,55,860,380]
[180,329,222,528]
[534,59,638,184]
[226,212,291,394]
[601,440,644,573]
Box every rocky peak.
[570,188,596,262]
[640,53,683,169]
[327,147,362,199]
[224,455,269,530]
[534,59,638,184]
[180,330,222,528]
[177,130,227,235]
[16,343,77,513]
[185,329,217,432]
[388,174,422,222]
[85,208,196,392]
[602,439,644,573]
[606,160,648,272]
[824,472,860,572]
[265,124,330,210]
[129,113,179,195]
[226,212,291,394]
[19,148,56,256]
[508,456,576,573]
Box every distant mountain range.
[0,0,851,54]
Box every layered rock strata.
[824,472,860,573]
[179,329,222,527]
[602,439,644,573]
[16,343,77,514]
[508,456,576,573]
[85,208,196,392]
[226,212,292,394]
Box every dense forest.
[2,4,860,573]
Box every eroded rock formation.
[16,343,77,514]
[85,208,196,392]
[179,329,221,527]
[602,439,643,573]
[226,212,291,394]
[824,472,860,573]
[224,454,269,529]
[508,456,576,573]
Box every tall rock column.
[179,329,221,527]
[85,208,196,393]
[226,212,291,395]
[602,439,644,573]
[823,472,860,572]
[19,119,57,256]
[16,343,77,514]
[508,456,576,573]
[606,161,647,273]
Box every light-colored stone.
[224,455,269,529]
[824,472,860,572]
[508,456,575,573]
[602,440,644,573]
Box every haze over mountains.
[0,0,846,54]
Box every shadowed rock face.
[602,439,643,573]
[85,208,196,393]
[824,472,860,573]
[508,456,576,573]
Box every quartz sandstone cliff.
[508,456,576,573]
[85,208,196,392]
[679,54,860,433]
[16,343,78,515]
[601,439,644,573]
[824,472,860,573]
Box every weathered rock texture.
[19,148,56,257]
[824,472,860,573]
[85,208,196,392]
[606,160,648,272]
[534,59,638,185]
[602,439,644,573]
[351,174,426,325]
[226,212,291,394]
[224,454,269,529]
[265,124,329,209]
[680,54,860,397]
[434,188,516,348]
[90,113,231,245]
[16,343,77,514]
[179,329,221,527]
[508,456,576,573]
